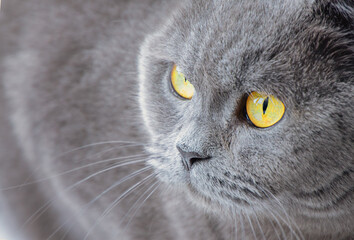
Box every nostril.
[189,156,211,168]
[177,145,211,171]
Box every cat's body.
[0,0,353,239]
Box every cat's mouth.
[185,181,252,214]
[151,152,263,209]
[185,165,269,210]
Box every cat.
[0,0,353,239]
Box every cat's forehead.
[166,0,308,91]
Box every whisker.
[21,158,149,230]
[22,200,53,233]
[18,168,38,192]
[254,212,266,240]
[86,166,153,207]
[54,141,149,159]
[262,206,286,240]
[120,179,158,223]
[12,143,145,192]
[46,218,70,240]
[270,208,301,240]
[60,225,70,240]
[83,172,156,240]
[260,188,303,240]
[269,192,304,240]
[122,181,160,231]
[260,207,281,240]
[231,212,235,240]
[1,154,150,191]
[91,145,130,159]
[246,213,257,240]
[100,172,156,217]
[240,211,246,240]
[46,166,153,240]
[231,210,238,240]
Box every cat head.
[138,0,353,225]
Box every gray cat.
[0,0,353,239]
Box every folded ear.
[313,0,354,30]
[309,0,354,77]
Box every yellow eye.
[246,91,285,128]
[171,64,195,99]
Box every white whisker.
[262,206,286,240]
[240,211,246,240]
[246,213,257,240]
[121,179,158,223]
[231,210,238,240]
[46,218,69,240]
[270,208,301,240]
[83,173,156,240]
[12,143,146,192]
[122,181,160,231]
[260,187,303,240]
[46,166,153,240]
[264,189,304,240]
[21,158,149,230]
[1,154,150,191]
[86,166,153,207]
[260,207,281,240]
[254,212,266,240]
[54,141,149,159]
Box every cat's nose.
[176,145,211,171]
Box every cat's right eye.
[171,64,195,100]
[246,91,285,128]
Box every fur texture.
[0,0,353,239]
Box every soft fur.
[0,0,353,239]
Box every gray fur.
[0,0,353,239]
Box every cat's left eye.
[171,64,195,100]
[246,91,285,128]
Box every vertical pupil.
[263,97,269,114]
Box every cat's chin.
[182,182,246,218]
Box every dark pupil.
[263,97,269,114]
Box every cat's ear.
[313,0,354,29]
[310,0,354,76]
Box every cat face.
[138,0,353,219]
